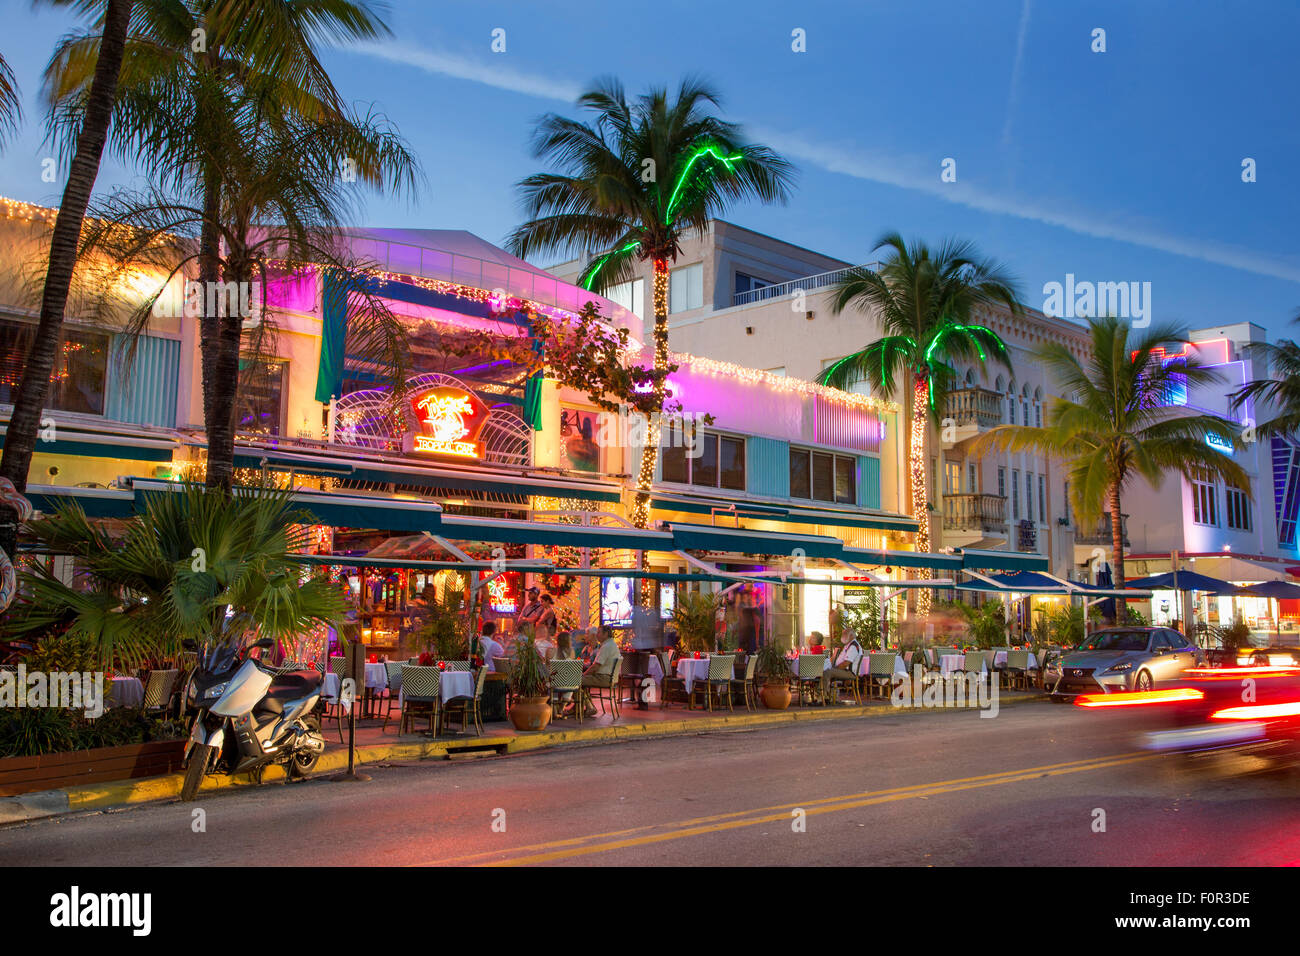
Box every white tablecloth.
[322,663,391,702]
[108,677,143,708]
[675,658,711,693]
[647,655,664,684]
[938,654,968,676]
[437,671,474,704]
[993,650,1039,669]
[857,655,908,678]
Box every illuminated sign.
[1206,433,1234,455]
[409,386,489,459]
[481,571,519,614]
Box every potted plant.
[508,634,552,731]
[672,590,719,655]
[753,641,791,710]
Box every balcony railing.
[731,262,880,307]
[942,387,1004,431]
[1074,512,1130,548]
[943,493,1007,534]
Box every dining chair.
[659,651,688,709]
[398,665,441,736]
[690,655,735,712]
[381,661,404,731]
[141,668,180,716]
[444,667,487,735]
[865,653,900,699]
[439,660,472,672]
[730,654,758,711]
[548,659,584,723]
[586,657,623,720]
[1004,649,1033,690]
[794,654,827,706]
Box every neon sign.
[1206,433,1234,455]
[409,386,489,459]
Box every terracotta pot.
[509,695,553,732]
[760,682,791,710]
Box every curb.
[0,692,1046,824]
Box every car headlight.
[203,682,229,700]
[1104,662,1133,673]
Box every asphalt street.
[3,700,1300,866]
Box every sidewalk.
[0,689,1045,824]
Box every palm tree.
[76,87,418,485]
[0,0,134,564]
[973,316,1250,592]
[506,77,795,526]
[0,51,21,146]
[1231,312,1300,439]
[816,234,1021,613]
[4,483,344,668]
[41,0,401,490]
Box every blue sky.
[0,0,1296,335]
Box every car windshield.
[1078,631,1149,652]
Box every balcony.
[943,493,1007,535]
[942,387,1004,433]
[730,262,881,307]
[1073,512,1130,548]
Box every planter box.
[0,740,186,797]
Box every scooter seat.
[268,670,322,699]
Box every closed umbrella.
[1094,562,1116,623]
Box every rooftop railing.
[731,262,881,307]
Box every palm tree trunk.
[205,262,244,492]
[0,0,134,559]
[631,257,670,528]
[1109,482,1125,624]
[911,376,932,615]
[198,168,220,469]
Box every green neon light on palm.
[665,144,743,222]
[580,239,641,290]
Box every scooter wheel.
[289,716,323,778]
[181,743,212,802]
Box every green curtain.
[314,269,348,404]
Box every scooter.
[181,636,326,801]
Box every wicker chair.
[731,654,759,711]
[794,654,827,706]
[865,653,901,699]
[825,650,862,704]
[398,665,441,736]
[659,651,687,709]
[438,660,472,672]
[381,661,404,731]
[690,655,735,712]
[141,668,180,716]
[585,657,623,720]
[1003,649,1034,690]
[549,659,584,723]
[493,656,515,708]
[443,667,487,735]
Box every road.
[3,700,1300,866]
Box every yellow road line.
[416,750,1156,866]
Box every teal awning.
[25,485,135,518]
[231,448,621,503]
[439,514,672,551]
[650,493,918,533]
[841,545,963,571]
[959,548,1050,572]
[667,522,847,560]
[1,433,176,462]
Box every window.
[1063,479,1071,525]
[1038,474,1046,523]
[968,463,977,493]
[1025,472,1033,522]
[998,467,1006,499]
[766,367,786,377]
[1191,471,1218,526]
[1006,396,1015,425]
[236,358,288,435]
[606,278,644,318]
[1022,400,1030,426]
[669,263,703,313]
[945,461,960,496]
[661,429,745,490]
[1035,403,1042,428]
[1226,484,1252,531]
[1012,469,1020,519]
[734,272,770,296]
[0,318,109,415]
[789,448,855,504]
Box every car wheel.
[1135,670,1153,692]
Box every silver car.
[1047,627,1205,698]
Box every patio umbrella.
[1094,562,1116,623]
[1238,580,1300,638]
[1123,570,1244,595]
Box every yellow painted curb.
[47,693,1043,814]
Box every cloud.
[343,41,1300,285]
[346,41,582,104]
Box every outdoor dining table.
[938,654,976,677]
[857,654,908,678]
[675,657,711,693]
[993,650,1039,669]
[108,676,144,709]
[647,654,664,684]
[321,662,390,702]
